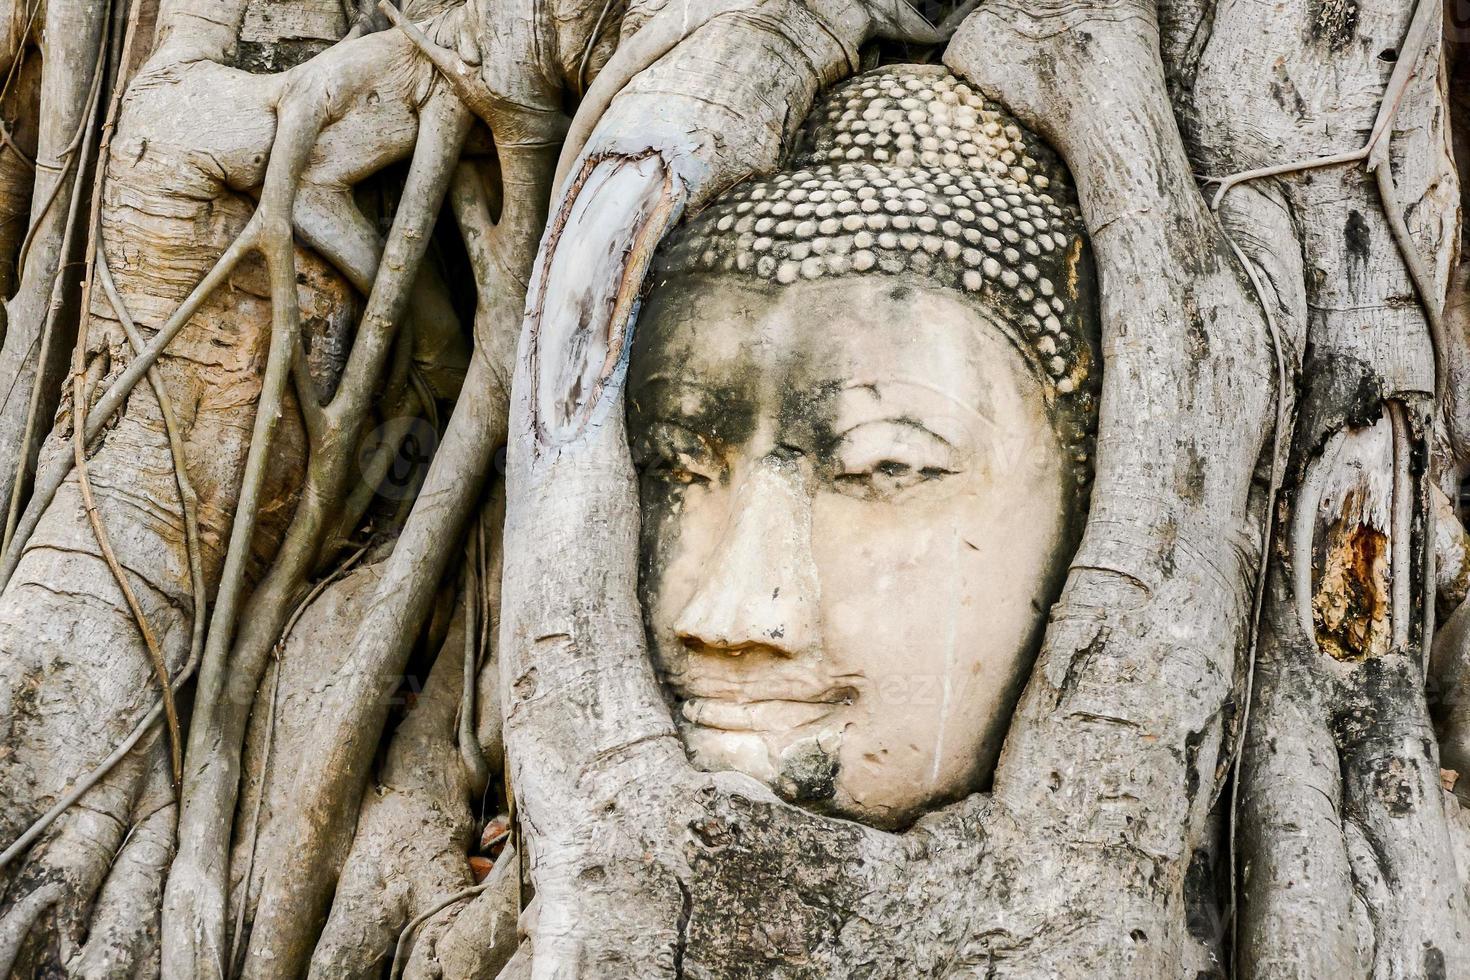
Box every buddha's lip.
[668,676,858,703]
[678,688,856,733]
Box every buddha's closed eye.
[831,420,959,500]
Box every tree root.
[222,561,386,970]
[96,250,206,683]
[69,749,176,979]
[0,881,62,976]
[167,86,472,979]
[417,844,520,980]
[0,651,199,876]
[0,16,427,976]
[376,2,502,125]
[70,321,182,787]
[1206,2,1450,950]
[227,539,370,977]
[0,733,167,976]
[0,3,107,555]
[1205,0,1445,403]
[1212,221,1294,954]
[238,141,553,979]
[58,0,184,794]
[549,0,759,193]
[457,530,490,799]
[301,581,482,980]
[63,3,183,780]
[389,881,493,980]
[0,0,111,552]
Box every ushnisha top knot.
[655,64,1100,489]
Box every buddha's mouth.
[678,688,856,733]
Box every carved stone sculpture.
[629,66,1100,826]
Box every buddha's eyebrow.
[832,415,957,449]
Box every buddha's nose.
[673,453,820,659]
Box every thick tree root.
[167,87,472,980]
[224,562,388,972]
[0,0,111,544]
[414,847,520,980]
[30,0,183,805]
[1,0,107,554]
[237,138,555,978]
[0,736,170,977]
[69,748,176,979]
[310,601,479,979]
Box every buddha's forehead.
[629,273,1039,439]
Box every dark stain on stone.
[775,737,839,805]
[778,378,844,461]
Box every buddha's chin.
[677,718,906,827]
[682,725,782,784]
[678,719,966,830]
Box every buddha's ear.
[861,0,947,44]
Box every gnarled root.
[69,745,176,980]
[0,0,112,540]
[0,736,172,978]
[309,599,480,979]
[412,848,520,980]
[224,561,386,973]
[237,140,554,978]
[0,42,366,965]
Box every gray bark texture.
[0,0,1462,977]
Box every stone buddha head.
[628,65,1100,829]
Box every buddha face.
[628,274,1075,828]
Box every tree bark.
[0,0,1463,976]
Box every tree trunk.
[0,0,1464,976]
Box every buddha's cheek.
[812,494,997,814]
[815,480,1065,819]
